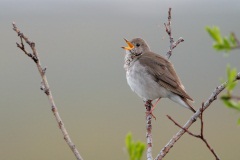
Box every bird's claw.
[146,110,156,120]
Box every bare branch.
[231,32,240,50]
[145,101,153,160]
[167,104,220,160]
[12,22,83,160]
[200,104,204,137]
[199,104,220,160]
[229,95,240,100]
[167,115,200,138]
[164,8,184,59]
[155,72,240,160]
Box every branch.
[231,32,240,50]
[167,104,220,160]
[223,94,240,101]
[164,8,184,59]
[145,101,153,160]
[167,115,199,138]
[12,22,83,160]
[230,95,240,100]
[155,72,240,160]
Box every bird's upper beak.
[122,38,134,50]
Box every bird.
[122,38,195,117]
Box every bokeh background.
[1,0,240,159]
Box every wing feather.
[138,52,193,101]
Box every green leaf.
[213,43,224,51]
[222,98,232,107]
[205,26,239,52]
[125,133,146,160]
[125,132,133,158]
[205,26,223,43]
[223,37,231,52]
[229,33,237,46]
[227,65,236,81]
[138,143,145,159]
[226,65,238,91]
[227,82,237,91]
[222,98,240,111]
[221,94,230,100]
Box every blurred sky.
[1,0,240,160]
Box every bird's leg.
[150,98,161,113]
[145,100,156,120]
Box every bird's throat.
[124,53,142,70]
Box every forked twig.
[155,73,240,160]
[12,22,83,160]
[167,104,220,160]
[164,8,184,59]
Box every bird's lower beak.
[122,38,134,50]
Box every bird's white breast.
[126,61,171,101]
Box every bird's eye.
[136,43,140,47]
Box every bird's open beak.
[122,38,134,50]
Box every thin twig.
[164,8,184,59]
[200,104,204,136]
[199,104,220,160]
[167,104,220,160]
[231,32,240,50]
[230,95,240,100]
[145,101,153,160]
[12,22,83,160]
[166,115,199,138]
[155,72,240,160]
[223,94,240,101]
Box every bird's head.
[122,38,150,56]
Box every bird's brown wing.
[138,52,193,101]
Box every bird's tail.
[182,98,196,113]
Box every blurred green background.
[1,0,240,159]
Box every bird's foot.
[146,110,156,120]
[145,100,156,120]
[151,98,161,112]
